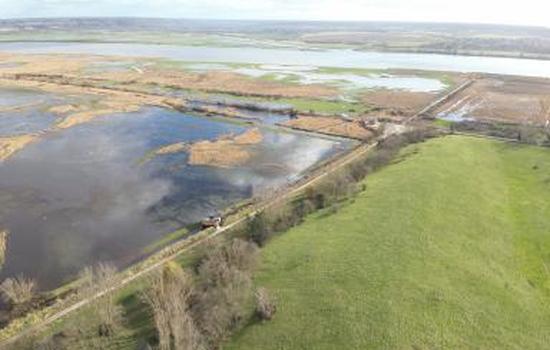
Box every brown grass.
[434,76,550,124]
[361,90,437,117]
[99,69,338,99]
[0,54,94,75]
[0,134,37,161]
[283,116,373,140]
[56,104,141,129]
[48,104,80,115]
[155,142,188,155]
[188,128,263,168]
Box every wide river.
[1,42,550,77]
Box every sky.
[0,0,549,27]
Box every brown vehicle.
[200,216,223,230]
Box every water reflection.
[0,107,348,289]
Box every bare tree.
[141,262,203,350]
[0,275,36,304]
[142,272,171,350]
[539,97,550,124]
[193,239,258,348]
[78,262,122,337]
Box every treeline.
[140,239,274,350]
[451,121,550,146]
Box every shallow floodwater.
[234,67,445,92]
[2,42,550,78]
[0,88,61,136]
[0,106,349,289]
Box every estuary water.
[1,42,550,78]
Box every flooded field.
[434,76,550,124]
[2,42,550,78]
[2,41,549,291]
[0,96,349,289]
[0,89,59,136]
[232,66,445,92]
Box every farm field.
[227,135,550,350]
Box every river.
[1,42,550,78]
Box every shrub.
[0,275,36,305]
[255,287,276,321]
[246,212,272,247]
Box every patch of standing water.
[0,87,66,136]
[233,67,445,92]
[437,97,481,122]
[0,106,350,289]
[83,60,138,74]
[437,105,476,122]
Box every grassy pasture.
[228,135,550,350]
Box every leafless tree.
[78,262,122,337]
[193,239,258,348]
[539,97,550,128]
[142,273,171,350]
[0,275,36,304]
[142,262,204,350]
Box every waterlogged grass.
[276,97,371,115]
[228,136,550,350]
[316,66,387,76]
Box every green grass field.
[227,135,550,350]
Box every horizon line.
[0,16,549,30]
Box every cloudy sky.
[0,0,548,27]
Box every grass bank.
[228,135,550,349]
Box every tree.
[141,262,203,350]
[247,212,272,247]
[0,275,36,305]
[78,262,122,337]
[193,239,258,348]
[539,97,550,125]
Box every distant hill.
[1,18,549,59]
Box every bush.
[255,287,276,321]
[246,212,272,247]
[0,275,36,305]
